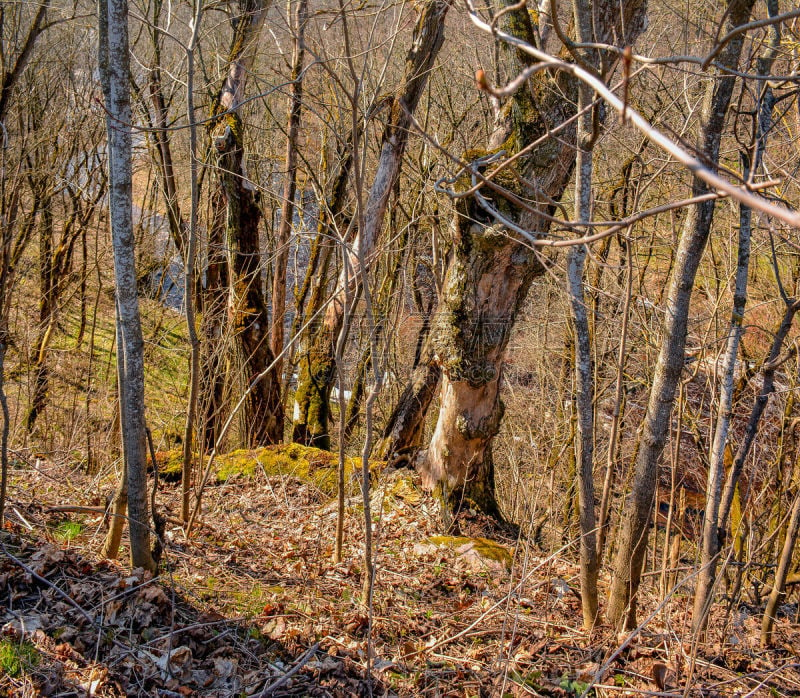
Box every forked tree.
[418,0,647,527]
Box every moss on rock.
[421,535,513,571]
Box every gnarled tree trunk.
[420,0,647,524]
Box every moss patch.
[422,535,513,571]
[154,444,384,499]
[153,450,184,482]
[0,639,39,678]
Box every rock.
[415,535,513,573]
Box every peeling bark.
[421,0,647,522]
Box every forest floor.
[0,448,799,697]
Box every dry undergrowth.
[0,451,799,697]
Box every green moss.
[424,535,513,567]
[293,349,335,450]
[210,444,379,498]
[153,450,184,482]
[0,639,39,678]
[53,520,83,542]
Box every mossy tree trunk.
[288,137,353,448]
[420,0,647,522]
[380,345,441,466]
[202,0,282,448]
[213,121,284,446]
[291,0,450,448]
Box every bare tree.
[608,0,756,629]
[292,0,451,449]
[692,0,780,632]
[271,0,308,384]
[419,0,647,522]
[98,0,156,571]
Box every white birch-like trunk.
[100,0,155,571]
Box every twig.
[257,642,319,696]
[45,505,107,515]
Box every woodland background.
[1,0,800,694]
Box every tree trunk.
[565,0,599,630]
[421,0,647,522]
[291,0,450,448]
[205,0,283,447]
[692,3,778,628]
[26,192,89,432]
[380,349,441,465]
[607,0,755,629]
[289,141,352,449]
[271,0,307,382]
[98,0,155,572]
[214,123,284,446]
[181,3,203,522]
[761,484,800,645]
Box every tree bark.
[607,0,755,629]
[204,0,283,448]
[421,0,647,522]
[98,0,155,571]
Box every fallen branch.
[257,642,320,697]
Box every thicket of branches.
[2,0,800,644]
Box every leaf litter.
[1,450,800,696]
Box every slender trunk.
[761,484,800,645]
[607,0,755,629]
[719,300,800,532]
[101,319,128,559]
[692,158,752,632]
[200,197,228,450]
[0,0,50,124]
[597,241,632,561]
[25,196,54,432]
[149,65,186,255]
[271,0,307,381]
[565,1,599,628]
[181,3,203,522]
[693,1,779,632]
[0,339,9,527]
[98,0,155,571]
